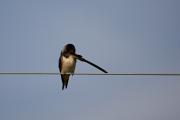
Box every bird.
[59,44,108,90]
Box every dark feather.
[72,54,108,73]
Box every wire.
[0,72,180,76]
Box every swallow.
[59,44,108,90]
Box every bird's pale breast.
[61,55,76,73]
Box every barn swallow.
[59,44,108,90]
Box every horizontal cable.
[0,72,180,76]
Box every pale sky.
[0,0,180,120]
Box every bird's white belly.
[61,56,76,73]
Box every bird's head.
[62,44,76,55]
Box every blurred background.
[0,0,180,120]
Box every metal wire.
[0,72,180,76]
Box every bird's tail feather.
[72,53,108,73]
[61,74,69,90]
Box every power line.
[0,72,180,76]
